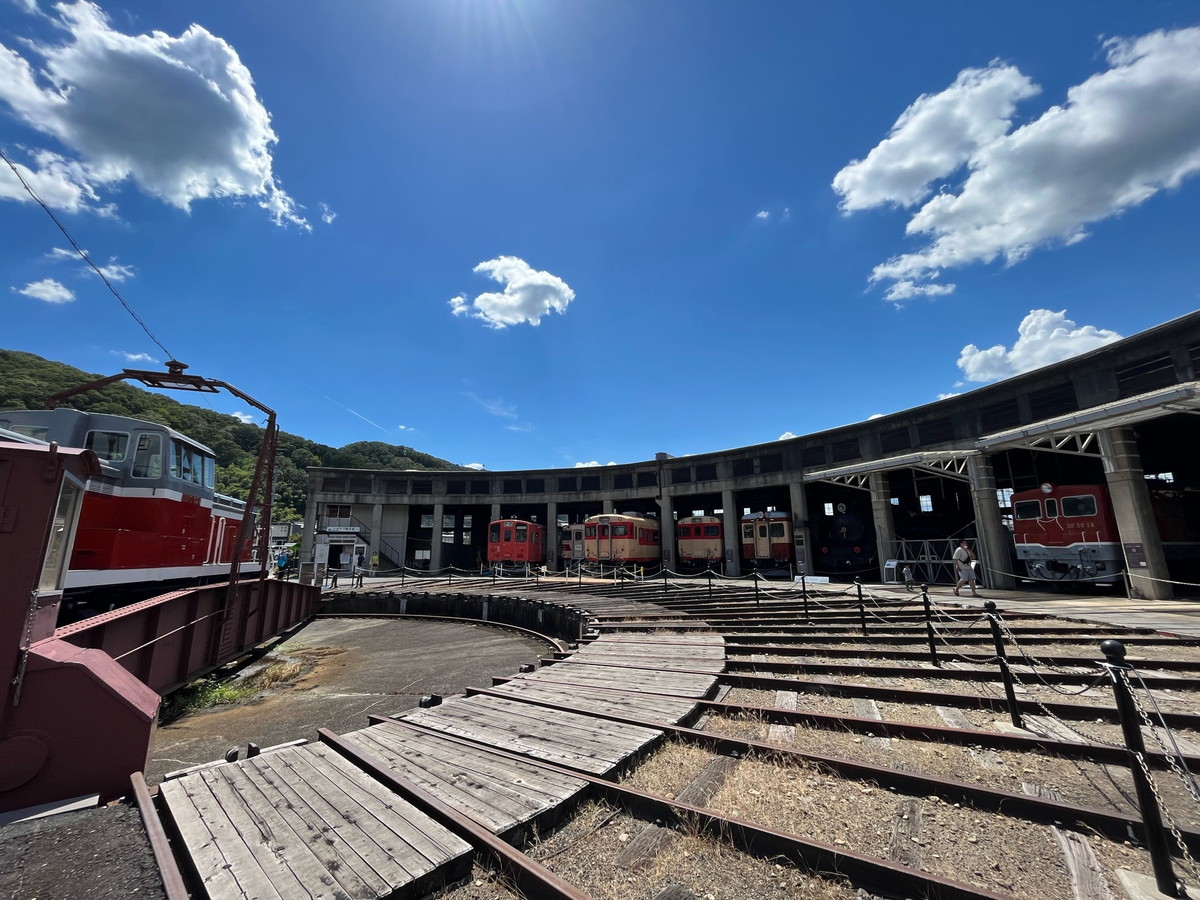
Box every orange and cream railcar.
[676,515,723,566]
[487,519,547,565]
[582,513,661,565]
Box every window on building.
[420,513,434,528]
[823,503,834,516]
[996,488,1014,508]
[695,463,717,481]
[442,514,455,529]
[918,495,933,512]
[442,530,455,544]
[326,504,351,518]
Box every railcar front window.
[704,525,721,537]
[612,524,628,536]
[86,430,128,461]
[585,525,597,538]
[742,525,753,539]
[516,525,527,542]
[769,523,786,538]
[1062,495,1098,517]
[679,526,691,537]
[131,433,162,478]
[489,523,500,543]
[1014,500,1041,520]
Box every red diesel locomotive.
[0,408,258,608]
[486,518,548,566]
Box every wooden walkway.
[160,614,724,899]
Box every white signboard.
[795,575,830,584]
[314,543,329,565]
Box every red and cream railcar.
[676,515,723,565]
[582,513,661,565]
[741,510,793,568]
[1011,483,1123,583]
[487,519,547,565]
[0,408,257,602]
[562,523,586,565]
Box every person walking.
[902,564,915,592]
[952,540,979,597]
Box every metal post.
[984,601,1023,728]
[1102,639,1181,897]
[447,567,452,586]
[921,586,940,668]
[753,571,760,605]
[855,578,867,636]
[707,568,713,600]
[801,572,810,623]
[662,564,668,595]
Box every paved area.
[146,616,552,784]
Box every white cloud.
[319,202,337,224]
[506,424,534,432]
[96,259,134,281]
[882,280,955,303]
[937,392,961,400]
[0,1,306,227]
[957,309,1122,383]
[47,246,135,282]
[464,462,486,470]
[463,391,517,419]
[231,411,255,424]
[113,350,157,364]
[778,431,796,440]
[835,28,1200,301]
[574,460,617,467]
[449,255,575,328]
[15,277,73,302]
[755,210,769,220]
[396,424,413,432]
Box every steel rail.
[460,684,1200,855]
[316,729,592,900]
[363,716,1014,900]
[492,672,1200,772]
[129,773,190,900]
[538,656,1200,729]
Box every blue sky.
[2,1,1198,471]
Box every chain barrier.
[1128,670,1200,813]
[1119,667,1200,881]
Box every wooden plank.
[248,751,408,892]
[488,681,697,725]
[346,728,573,833]
[195,766,317,899]
[293,744,472,868]
[768,690,798,744]
[889,798,922,868]
[652,886,697,900]
[1025,715,1088,745]
[615,756,740,871]
[851,698,891,750]
[217,762,376,899]
[1052,827,1116,900]
[160,777,277,900]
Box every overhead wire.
[1,147,174,362]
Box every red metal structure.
[487,519,547,566]
[0,364,320,815]
[1012,483,1123,584]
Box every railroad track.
[134,577,1200,899]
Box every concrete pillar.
[490,502,501,522]
[869,472,897,581]
[430,502,446,572]
[369,502,382,561]
[722,489,741,577]
[602,498,615,514]
[657,493,676,572]
[966,456,1016,591]
[300,487,319,583]
[788,481,811,577]
[545,501,558,571]
[1100,428,1173,600]
[388,503,409,570]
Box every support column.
[789,481,811,577]
[869,472,897,582]
[966,455,1016,591]
[490,502,501,522]
[369,502,383,562]
[1100,428,1173,600]
[429,502,446,572]
[722,489,741,577]
[300,488,319,584]
[545,501,559,571]
[602,499,615,514]
[384,503,409,570]
[657,493,676,573]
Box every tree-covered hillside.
[0,350,465,521]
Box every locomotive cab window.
[679,526,692,537]
[170,439,206,485]
[704,525,721,537]
[769,523,786,538]
[86,430,129,461]
[131,433,162,478]
[1061,495,1098,517]
[489,523,500,543]
[1045,499,1059,519]
[1014,500,1041,520]
[742,525,753,539]
[516,524,528,542]
[612,524,629,536]
[585,525,597,538]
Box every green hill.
[0,350,465,521]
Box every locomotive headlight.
[1040,483,1053,494]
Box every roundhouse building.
[304,310,1200,600]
